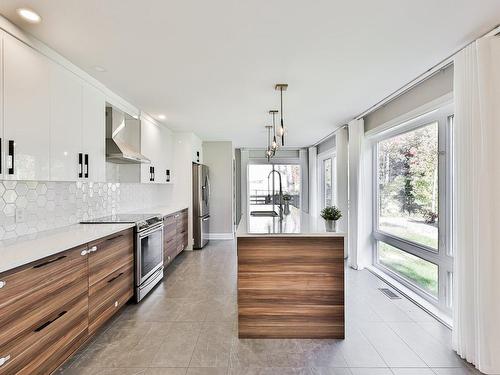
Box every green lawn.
[379,242,438,296]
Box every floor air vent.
[379,288,401,299]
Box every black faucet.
[267,170,283,220]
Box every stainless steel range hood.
[106,106,150,164]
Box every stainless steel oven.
[81,213,165,303]
[135,218,164,302]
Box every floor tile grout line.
[348,323,391,369]
[383,320,432,369]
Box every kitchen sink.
[250,210,279,217]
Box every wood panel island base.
[237,208,346,339]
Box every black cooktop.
[81,213,161,224]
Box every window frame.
[371,104,454,315]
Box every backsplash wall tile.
[0,181,173,240]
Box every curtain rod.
[355,23,500,120]
[311,124,348,147]
[310,24,500,148]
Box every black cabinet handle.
[106,234,123,242]
[0,138,2,174]
[8,140,14,175]
[152,166,155,181]
[34,311,67,332]
[84,154,89,178]
[33,255,67,269]
[107,272,124,284]
[149,166,153,182]
[78,153,83,178]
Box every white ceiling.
[1,1,500,147]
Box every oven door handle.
[138,225,164,238]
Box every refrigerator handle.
[206,176,211,202]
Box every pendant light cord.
[280,86,285,146]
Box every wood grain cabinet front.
[87,228,134,335]
[163,214,177,266]
[0,245,89,375]
[163,209,188,266]
[88,262,134,335]
[87,228,134,286]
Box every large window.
[373,106,454,315]
[377,122,439,249]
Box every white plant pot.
[324,220,337,232]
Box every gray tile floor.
[58,240,482,375]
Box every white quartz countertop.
[0,204,188,273]
[237,205,346,237]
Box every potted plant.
[320,206,342,231]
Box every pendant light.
[264,125,273,162]
[269,110,279,155]
[275,84,288,146]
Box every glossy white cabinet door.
[82,83,106,182]
[49,63,82,181]
[159,126,174,183]
[140,117,161,183]
[3,33,50,181]
[0,31,4,179]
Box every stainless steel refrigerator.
[193,163,210,249]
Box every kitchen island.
[236,206,346,339]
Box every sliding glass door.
[373,106,454,315]
[248,164,301,212]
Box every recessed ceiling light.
[93,65,106,72]
[16,8,42,23]
[157,114,166,120]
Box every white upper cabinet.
[140,117,161,183]
[49,62,83,181]
[160,126,174,183]
[0,31,4,180]
[82,83,106,182]
[3,33,50,181]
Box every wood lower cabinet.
[0,228,135,375]
[87,229,134,286]
[163,208,188,266]
[87,228,134,335]
[88,262,134,335]
[0,245,89,375]
[237,236,345,339]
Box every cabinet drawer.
[88,228,134,286]
[0,291,88,375]
[164,242,177,265]
[88,261,134,335]
[0,245,88,310]
[163,214,176,226]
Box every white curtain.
[347,118,372,269]
[308,146,318,218]
[336,128,349,258]
[452,36,500,374]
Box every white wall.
[202,141,234,239]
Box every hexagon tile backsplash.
[0,181,172,240]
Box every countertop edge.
[0,205,188,274]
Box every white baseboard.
[207,233,234,240]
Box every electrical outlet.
[15,208,26,223]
